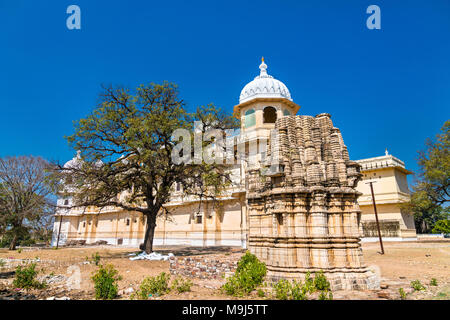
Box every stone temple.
[246,113,379,290]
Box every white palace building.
[52,59,417,248]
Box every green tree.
[432,219,450,234]
[403,120,450,233]
[417,120,449,205]
[0,156,55,250]
[401,189,448,233]
[56,83,238,253]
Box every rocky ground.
[0,241,448,300]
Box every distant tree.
[416,120,449,205]
[401,189,448,233]
[403,120,450,233]
[432,219,450,234]
[0,156,55,250]
[54,82,238,253]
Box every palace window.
[263,106,277,123]
[244,109,256,128]
[64,199,69,206]
[126,218,130,226]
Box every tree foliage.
[54,82,238,253]
[416,120,449,205]
[0,156,55,250]
[403,120,450,233]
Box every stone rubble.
[169,255,237,279]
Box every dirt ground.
[0,241,448,300]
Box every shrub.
[410,280,426,291]
[313,271,330,291]
[135,272,171,299]
[290,280,308,300]
[257,288,265,298]
[13,263,46,289]
[318,291,333,300]
[272,271,332,300]
[273,279,291,300]
[92,252,101,266]
[0,259,5,268]
[171,276,193,293]
[399,288,407,300]
[432,220,450,234]
[91,264,122,300]
[221,251,267,296]
[430,278,438,286]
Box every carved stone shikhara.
[247,113,379,290]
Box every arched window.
[244,109,256,128]
[283,109,291,116]
[263,106,277,124]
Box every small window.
[126,218,130,226]
[244,109,256,128]
[276,213,283,225]
[176,182,181,191]
[195,215,202,224]
[117,238,123,245]
[64,199,69,206]
[83,222,86,228]
[263,106,277,123]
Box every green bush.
[399,288,407,300]
[410,280,426,291]
[313,271,330,291]
[135,272,171,299]
[432,220,450,234]
[221,251,267,296]
[257,288,265,298]
[0,259,5,268]
[318,291,333,300]
[91,264,122,300]
[272,271,332,300]
[13,263,46,289]
[92,252,101,266]
[171,276,193,293]
[290,280,308,300]
[430,278,438,286]
[273,279,291,300]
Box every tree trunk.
[9,233,18,251]
[142,213,157,254]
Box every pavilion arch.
[263,106,277,124]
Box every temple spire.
[259,57,268,77]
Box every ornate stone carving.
[247,113,379,290]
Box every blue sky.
[0,0,449,184]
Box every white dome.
[63,150,82,169]
[239,59,292,104]
[63,151,103,169]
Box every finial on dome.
[385,148,389,156]
[259,57,268,77]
